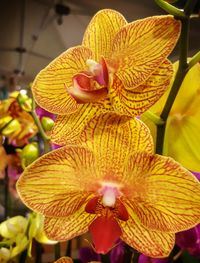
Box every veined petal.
[124,152,200,232]
[32,46,93,114]
[80,113,154,180]
[51,102,112,146]
[82,9,127,61]
[17,146,98,217]
[110,60,173,116]
[44,206,96,241]
[111,16,180,88]
[54,257,73,263]
[120,210,175,258]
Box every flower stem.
[188,51,200,70]
[156,17,190,154]
[54,242,61,260]
[154,0,185,18]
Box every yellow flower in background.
[0,216,29,262]
[54,257,100,263]
[32,9,180,145]
[142,62,200,172]
[0,92,37,146]
[17,113,200,257]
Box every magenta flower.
[138,254,168,263]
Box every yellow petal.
[82,9,127,61]
[44,206,95,241]
[143,62,200,171]
[120,209,175,258]
[111,16,180,88]
[54,257,73,263]
[17,146,98,217]
[124,152,200,232]
[80,113,154,178]
[51,103,111,145]
[110,60,173,116]
[32,46,93,114]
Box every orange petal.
[82,9,127,61]
[44,206,96,241]
[124,152,200,232]
[54,257,73,263]
[120,209,175,258]
[51,103,112,145]
[32,46,93,114]
[110,60,173,116]
[17,146,98,217]
[111,16,180,88]
[79,113,154,183]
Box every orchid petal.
[44,206,95,241]
[111,16,180,88]
[120,211,175,258]
[82,9,127,61]
[80,113,154,177]
[32,46,93,114]
[51,103,112,146]
[124,152,200,232]
[110,60,173,116]
[142,62,200,172]
[17,146,98,217]
[54,257,73,263]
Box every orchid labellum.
[17,113,200,258]
[32,9,180,145]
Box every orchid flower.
[0,92,37,146]
[17,113,200,257]
[54,256,100,263]
[142,62,200,172]
[32,9,180,145]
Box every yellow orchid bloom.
[0,216,29,262]
[32,9,180,145]
[0,92,37,146]
[54,257,100,263]
[17,113,200,258]
[142,62,200,172]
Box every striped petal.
[51,102,112,146]
[124,152,200,232]
[44,206,96,241]
[17,146,98,217]
[120,211,175,258]
[111,16,180,88]
[32,46,93,115]
[80,113,154,177]
[54,257,73,263]
[82,9,127,61]
[110,60,173,116]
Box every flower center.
[67,57,109,104]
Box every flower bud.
[41,117,54,131]
[20,142,39,168]
[17,92,33,112]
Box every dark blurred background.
[0,0,199,90]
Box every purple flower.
[110,241,125,263]
[176,224,200,259]
[35,106,55,120]
[79,247,100,263]
[192,171,200,180]
[138,254,168,263]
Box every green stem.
[30,110,51,153]
[142,110,164,125]
[188,51,200,69]
[156,18,190,154]
[154,0,185,17]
